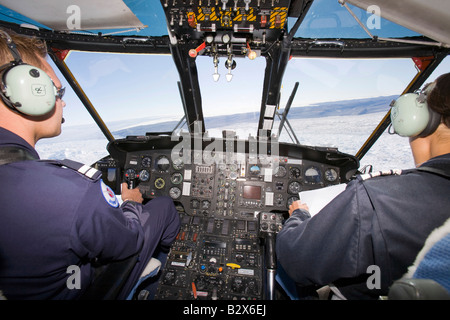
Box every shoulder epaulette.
[359,169,403,181]
[0,146,101,180]
[44,159,101,180]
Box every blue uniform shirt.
[0,127,146,299]
[277,153,450,299]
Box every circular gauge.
[275,193,284,206]
[170,172,183,185]
[139,169,150,182]
[274,165,287,178]
[290,167,301,179]
[201,200,211,210]
[229,171,238,180]
[190,199,200,209]
[154,177,165,189]
[156,155,170,172]
[249,165,261,176]
[305,166,321,183]
[169,187,181,199]
[287,196,299,208]
[288,181,302,194]
[141,156,152,168]
[172,158,184,170]
[324,168,338,182]
[124,168,137,180]
[229,163,238,172]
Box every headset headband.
[0,30,57,116]
[0,30,22,65]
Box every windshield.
[36,51,186,165]
[275,56,450,170]
[289,0,420,39]
[36,52,450,170]
[197,55,266,138]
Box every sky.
[52,51,450,129]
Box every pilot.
[276,72,450,300]
[0,29,180,299]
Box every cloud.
[79,56,131,87]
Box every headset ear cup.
[390,93,430,137]
[2,64,56,116]
[417,106,441,138]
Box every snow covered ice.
[36,111,415,172]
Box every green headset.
[0,30,57,116]
[390,82,441,138]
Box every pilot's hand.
[289,200,309,216]
[121,182,144,204]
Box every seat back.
[80,255,138,300]
[388,218,450,300]
[388,279,450,300]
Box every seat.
[388,278,450,300]
[80,254,139,300]
[126,257,161,300]
[80,255,161,300]
[388,218,450,300]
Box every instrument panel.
[121,149,341,217]
[162,0,291,37]
[98,135,358,300]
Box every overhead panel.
[0,0,145,31]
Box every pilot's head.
[0,28,65,146]
[392,72,450,167]
[427,72,450,130]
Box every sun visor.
[0,0,145,31]
[346,0,450,46]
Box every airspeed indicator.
[324,168,338,182]
[169,187,181,199]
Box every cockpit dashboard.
[94,133,358,300]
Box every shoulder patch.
[359,169,403,181]
[100,179,119,208]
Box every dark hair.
[428,73,450,128]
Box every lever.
[124,168,139,189]
[221,0,228,11]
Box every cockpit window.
[289,0,420,39]
[36,51,186,165]
[197,55,266,139]
[64,51,185,137]
[276,57,421,170]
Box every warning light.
[260,15,267,28]
[187,12,196,28]
[275,14,282,28]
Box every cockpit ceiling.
[0,0,445,43]
[347,0,450,47]
[0,0,145,31]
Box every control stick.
[259,212,283,300]
[124,168,139,189]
